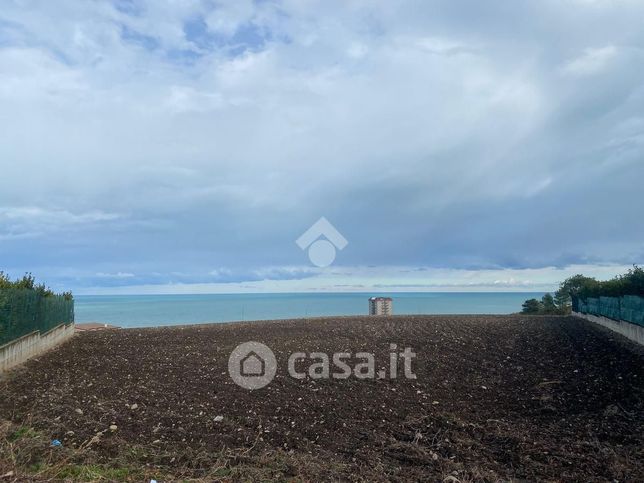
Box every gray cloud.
[0,0,642,291]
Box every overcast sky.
[0,0,642,294]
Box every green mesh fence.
[599,296,620,320]
[577,294,644,327]
[0,289,74,346]
[586,298,600,315]
[621,295,644,326]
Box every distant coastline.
[74,291,546,328]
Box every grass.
[8,425,40,442]
[0,421,154,482]
[0,420,350,482]
[52,464,139,481]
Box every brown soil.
[0,315,642,481]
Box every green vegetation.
[558,266,644,300]
[53,464,139,481]
[0,272,72,301]
[521,266,644,315]
[8,426,40,443]
[0,273,74,345]
[0,420,342,482]
[521,294,562,315]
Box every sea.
[74,292,544,328]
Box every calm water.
[74,292,544,328]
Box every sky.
[0,0,643,294]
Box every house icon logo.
[296,217,348,267]
[228,341,277,390]
[240,351,265,377]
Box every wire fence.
[0,288,74,346]
[576,295,644,327]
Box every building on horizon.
[369,297,393,316]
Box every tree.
[610,265,644,296]
[558,274,600,300]
[521,298,542,314]
[541,293,557,314]
[554,287,571,314]
[521,266,644,316]
[0,272,64,298]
